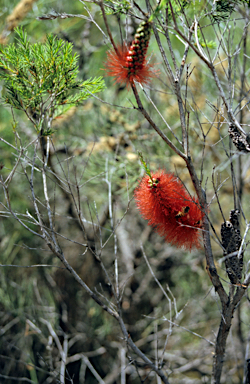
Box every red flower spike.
[105,20,156,86]
[134,170,204,250]
[134,171,183,226]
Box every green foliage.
[0,28,105,133]
[212,0,249,21]
[103,0,131,15]
[138,151,153,182]
[150,0,190,22]
[196,29,217,49]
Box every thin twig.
[131,82,186,159]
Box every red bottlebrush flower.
[104,20,155,86]
[134,171,184,226]
[134,170,204,250]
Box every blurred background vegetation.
[0,1,250,383]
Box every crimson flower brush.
[105,20,155,86]
[134,170,204,250]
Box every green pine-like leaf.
[0,28,106,132]
[212,0,249,21]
